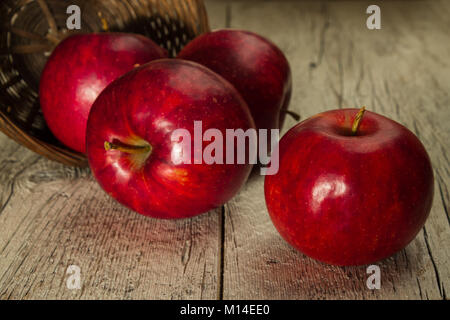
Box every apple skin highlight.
[264,108,434,266]
[40,33,167,153]
[178,29,292,133]
[86,59,256,219]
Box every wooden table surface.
[0,0,449,300]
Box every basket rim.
[0,110,88,166]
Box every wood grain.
[222,0,449,300]
[0,0,449,300]
[0,0,229,301]
[0,133,221,299]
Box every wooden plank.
[223,0,449,299]
[0,2,230,301]
[0,1,231,301]
[204,0,229,30]
[0,0,448,300]
[0,133,222,299]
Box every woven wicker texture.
[0,0,210,166]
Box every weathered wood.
[204,0,229,30]
[0,1,229,301]
[0,133,221,299]
[223,0,449,299]
[0,0,449,300]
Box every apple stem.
[104,140,152,154]
[282,110,301,121]
[351,106,366,136]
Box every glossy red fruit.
[178,29,292,132]
[265,108,434,266]
[86,59,255,219]
[40,33,167,153]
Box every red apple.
[86,59,255,219]
[265,108,434,266]
[40,33,167,153]
[177,29,293,133]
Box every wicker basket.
[0,0,210,166]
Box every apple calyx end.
[351,106,366,136]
